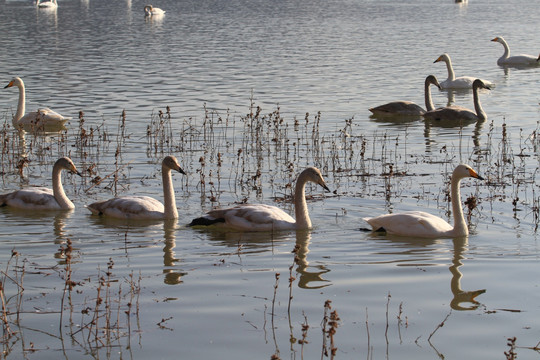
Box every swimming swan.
[368,75,441,116]
[434,53,492,89]
[363,164,484,238]
[36,0,57,8]
[87,156,185,220]
[189,167,330,231]
[491,36,540,66]
[423,79,490,122]
[144,5,165,16]
[4,77,71,130]
[0,157,81,210]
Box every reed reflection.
[293,230,330,289]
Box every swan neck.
[473,86,487,121]
[14,82,25,125]
[162,166,178,219]
[501,39,510,59]
[424,81,435,112]
[52,164,74,209]
[451,175,467,236]
[294,172,311,230]
[445,58,456,81]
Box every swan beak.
[3,80,14,89]
[433,57,441,63]
[178,167,186,175]
[490,37,498,42]
[320,182,330,192]
[469,168,484,180]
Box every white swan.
[4,77,71,131]
[491,36,540,66]
[144,5,165,16]
[0,157,81,210]
[434,53,492,89]
[423,79,491,122]
[364,164,484,238]
[37,0,57,8]
[189,167,330,231]
[369,75,441,116]
[87,156,185,220]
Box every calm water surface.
[1,0,540,359]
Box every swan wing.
[364,211,453,238]
[88,196,165,219]
[0,187,63,210]
[369,101,425,116]
[191,203,296,231]
[440,76,485,89]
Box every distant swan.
[363,164,484,238]
[144,5,165,16]
[36,0,57,8]
[4,77,71,131]
[491,36,540,66]
[423,79,491,122]
[368,75,441,116]
[189,167,330,231]
[434,53,492,89]
[87,156,185,220]
[0,157,81,210]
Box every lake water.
[1,0,540,358]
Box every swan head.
[144,5,152,14]
[300,167,330,192]
[473,78,491,91]
[434,53,450,64]
[453,164,484,181]
[425,75,442,90]
[162,155,186,175]
[4,77,23,89]
[491,36,504,44]
[56,157,82,177]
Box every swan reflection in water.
[450,236,485,310]
[293,230,331,289]
[367,233,485,310]
[162,219,186,285]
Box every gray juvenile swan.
[189,167,329,231]
[368,75,441,116]
[423,79,491,122]
[0,157,81,210]
[87,156,185,220]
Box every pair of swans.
[424,79,491,122]
[1,157,484,239]
[491,36,540,66]
[90,164,330,229]
[434,53,493,90]
[4,77,71,131]
[144,5,165,16]
[368,75,441,116]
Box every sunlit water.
[1,0,540,358]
